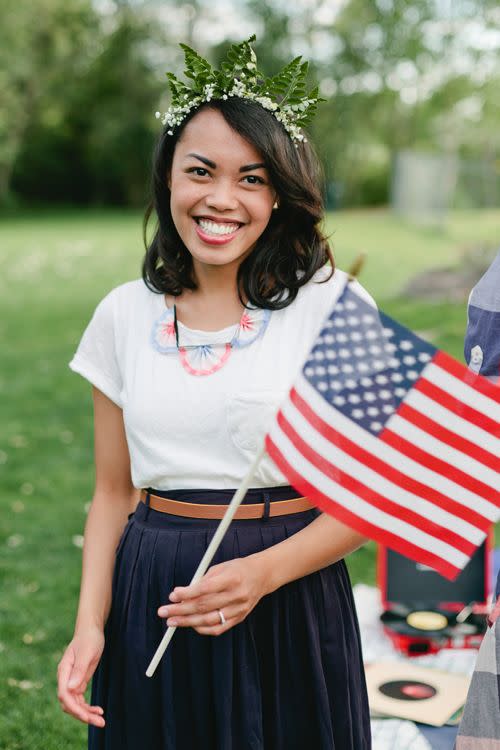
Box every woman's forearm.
[252,512,367,595]
[74,490,137,634]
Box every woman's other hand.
[158,555,269,636]
[57,626,106,727]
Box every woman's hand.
[158,555,270,636]
[57,625,105,727]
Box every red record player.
[377,535,492,657]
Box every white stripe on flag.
[268,418,471,570]
[405,388,500,458]
[425,362,500,423]
[389,415,500,492]
[295,374,498,520]
[281,398,484,544]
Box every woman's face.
[169,108,276,273]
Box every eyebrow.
[186,153,266,172]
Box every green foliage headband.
[155,35,323,145]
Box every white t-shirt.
[69,267,373,490]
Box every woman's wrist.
[74,612,106,636]
[248,548,285,596]
[247,513,368,596]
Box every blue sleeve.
[464,250,500,379]
[464,304,500,378]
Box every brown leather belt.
[141,489,313,519]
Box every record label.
[406,611,448,631]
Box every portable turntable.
[377,538,492,656]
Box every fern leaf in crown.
[155,35,324,145]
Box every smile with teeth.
[196,218,242,236]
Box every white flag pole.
[145,441,267,677]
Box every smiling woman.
[143,93,333,310]
[57,37,373,750]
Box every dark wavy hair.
[142,97,334,309]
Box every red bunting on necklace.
[151,303,271,376]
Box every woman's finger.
[159,591,237,619]
[168,570,230,602]
[59,689,101,725]
[59,684,104,727]
[74,693,106,722]
[74,692,103,714]
[166,604,240,629]
[195,615,238,636]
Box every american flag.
[266,281,500,580]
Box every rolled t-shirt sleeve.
[69,289,123,406]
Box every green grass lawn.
[0,207,498,748]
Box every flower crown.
[155,35,323,145]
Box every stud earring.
[273,201,279,210]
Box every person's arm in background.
[464,249,500,384]
[455,250,500,748]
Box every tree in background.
[8,3,165,206]
[2,0,499,208]
[308,0,500,205]
[0,0,100,205]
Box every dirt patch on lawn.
[403,245,498,302]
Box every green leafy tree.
[11,5,167,205]
[311,0,500,204]
[0,0,100,204]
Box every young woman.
[57,39,372,750]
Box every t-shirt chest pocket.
[226,390,286,455]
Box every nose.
[205,179,238,212]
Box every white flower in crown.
[155,35,324,145]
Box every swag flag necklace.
[151,302,271,376]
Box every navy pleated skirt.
[89,487,371,750]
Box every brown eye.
[188,167,209,177]
[243,175,265,185]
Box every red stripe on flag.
[415,377,500,437]
[398,402,499,472]
[290,387,491,530]
[265,434,461,581]
[276,409,477,556]
[435,350,500,403]
[381,428,498,505]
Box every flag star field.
[303,293,436,437]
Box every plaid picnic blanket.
[455,251,500,748]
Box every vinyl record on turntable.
[381,607,451,637]
[380,606,483,638]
